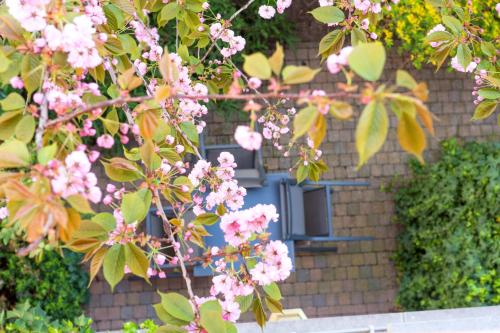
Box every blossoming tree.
[0,0,497,331]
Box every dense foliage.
[376,0,499,69]
[0,224,89,321]
[394,139,500,310]
[0,302,93,333]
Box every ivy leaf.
[124,242,150,282]
[160,292,195,322]
[243,53,272,80]
[472,100,497,120]
[355,100,388,168]
[268,43,284,75]
[282,66,321,85]
[103,244,125,291]
[292,105,318,141]
[397,110,426,164]
[348,42,386,81]
[309,6,345,24]
[200,300,226,333]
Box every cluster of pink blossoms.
[258,108,293,150]
[209,23,246,58]
[189,152,247,213]
[5,0,50,32]
[46,150,102,204]
[234,126,263,151]
[106,209,137,245]
[130,20,163,62]
[250,240,292,285]
[327,46,353,74]
[220,204,279,247]
[258,0,292,19]
[451,56,479,73]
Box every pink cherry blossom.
[234,126,262,151]
[258,5,276,19]
[97,134,114,149]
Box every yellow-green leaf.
[160,292,195,322]
[124,242,150,282]
[243,53,272,80]
[14,115,35,143]
[102,108,119,135]
[89,247,107,286]
[396,70,417,90]
[0,139,30,168]
[309,6,345,24]
[103,244,125,291]
[200,300,226,333]
[348,42,386,82]
[355,100,388,168]
[472,100,497,120]
[282,66,321,85]
[66,194,94,214]
[268,43,284,75]
[397,111,426,163]
[292,105,318,141]
[0,92,25,111]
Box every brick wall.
[86,18,499,333]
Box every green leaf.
[318,30,345,57]
[472,100,497,120]
[243,53,272,80]
[156,325,187,333]
[442,15,463,34]
[72,221,108,238]
[425,31,453,43]
[477,88,500,100]
[21,54,42,96]
[456,44,471,69]
[0,93,25,111]
[263,282,282,300]
[348,42,386,81]
[102,108,119,135]
[350,28,367,46]
[124,242,150,281]
[179,121,199,144]
[66,194,94,214]
[102,158,142,182]
[236,294,254,313]
[37,144,57,165]
[193,213,219,226]
[160,292,195,322]
[0,139,30,168]
[252,297,267,328]
[0,14,24,41]
[309,6,345,24]
[159,3,180,26]
[396,70,417,90]
[265,296,283,313]
[103,244,125,291]
[293,105,318,141]
[154,303,190,327]
[355,100,388,168]
[14,115,35,143]
[296,164,308,183]
[282,66,321,85]
[92,212,117,232]
[480,41,496,58]
[199,300,226,333]
[121,189,151,224]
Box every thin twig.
[45,91,355,128]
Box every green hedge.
[0,237,89,321]
[394,139,500,310]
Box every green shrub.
[0,226,90,321]
[393,139,500,310]
[1,302,94,333]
